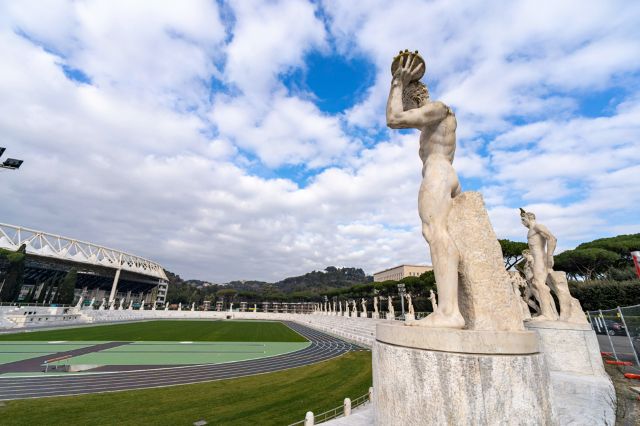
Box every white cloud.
[1,0,639,284]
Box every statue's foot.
[529,314,558,322]
[408,311,465,329]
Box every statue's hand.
[393,53,424,85]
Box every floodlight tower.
[0,147,24,171]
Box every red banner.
[632,251,640,279]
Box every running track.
[0,321,362,401]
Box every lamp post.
[0,148,23,171]
[397,283,406,319]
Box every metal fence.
[288,389,371,426]
[586,304,640,373]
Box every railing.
[288,388,372,426]
[0,302,72,308]
[587,304,640,374]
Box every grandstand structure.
[0,223,168,307]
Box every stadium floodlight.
[2,158,23,170]
[0,147,23,170]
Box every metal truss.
[0,223,167,281]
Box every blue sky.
[0,0,639,282]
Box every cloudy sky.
[1,0,639,282]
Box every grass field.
[0,351,373,426]
[0,320,307,342]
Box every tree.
[576,233,640,268]
[498,239,528,270]
[554,248,619,281]
[56,268,77,304]
[0,244,26,302]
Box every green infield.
[65,341,310,365]
[0,351,372,426]
[0,320,307,342]
[0,342,101,365]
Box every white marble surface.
[373,340,554,425]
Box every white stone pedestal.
[373,323,554,425]
[526,321,615,425]
[404,313,415,321]
[372,313,379,319]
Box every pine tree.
[56,268,77,305]
[0,244,26,302]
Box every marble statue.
[428,289,438,312]
[521,249,541,314]
[361,298,367,314]
[405,293,415,315]
[373,296,379,314]
[164,303,169,311]
[128,299,134,310]
[508,271,532,320]
[520,208,559,321]
[139,301,145,311]
[119,298,125,310]
[351,300,358,314]
[345,301,350,316]
[339,301,343,315]
[546,271,588,323]
[387,50,464,329]
[152,302,156,311]
[75,295,84,309]
[387,296,395,318]
[229,302,233,312]
[88,297,95,309]
[191,302,195,312]
[178,302,182,311]
[99,298,105,310]
[254,304,257,312]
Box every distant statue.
[405,293,415,315]
[88,297,95,309]
[351,300,358,313]
[428,290,438,312]
[339,301,343,315]
[520,208,558,321]
[388,296,395,317]
[75,295,84,309]
[152,302,157,311]
[345,301,350,315]
[119,298,125,310]
[164,303,169,311]
[521,250,540,314]
[178,302,182,311]
[191,302,195,312]
[98,298,106,310]
[361,298,367,314]
[229,303,233,312]
[139,301,145,311]
[387,50,464,329]
[254,304,257,312]
[373,296,379,314]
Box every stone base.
[404,313,415,321]
[526,321,615,425]
[373,338,554,425]
[372,313,379,319]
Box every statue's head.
[403,80,429,110]
[519,208,535,227]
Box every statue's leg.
[530,270,558,321]
[414,162,464,329]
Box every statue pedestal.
[404,313,415,321]
[526,321,615,425]
[372,313,379,319]
[373,323,553,425]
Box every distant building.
[373,264,433,282]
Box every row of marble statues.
[313,289,438,318]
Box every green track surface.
[67,341,310,365]
[0,321,307,342]
[0,351,372,426]
[0,343,98,365]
